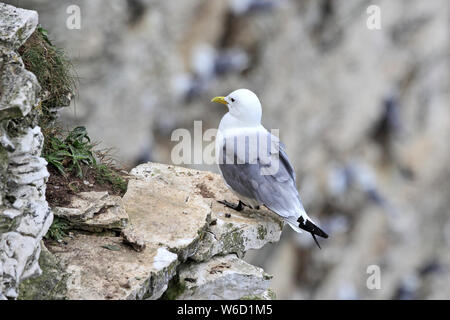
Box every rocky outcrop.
[0,3,52,300]
[128,163,283,262]
[1,2,282,299]
[5,0,448,300]
[19,163,282,300]
[52,191,128,233]
[172,254,274,300]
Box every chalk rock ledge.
[170,254,273,300]
[1,3,51,300]
[20,162,283,300]
[52,191,128,233]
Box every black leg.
[311,233,321,249]
[218,200,245,212]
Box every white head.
[211,89,262,125]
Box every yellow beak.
[211,96,227,105]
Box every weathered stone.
[129,163,283,261]
[21,162,280,299]
[0,3,50,300]
[123,174,213,261]
[121,226,146,252]
[192,204,283,261]
[0,125,14,151]
[53,191,128,232]
[0,3,38,49]
[18,243,68,300]
[46,234,179,300]
[0,49,40,121]
[2,0,449,300]
[241,289,277,300]
[173,254,272,300]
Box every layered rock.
[19,162,283,300]
[4,0,449,300]
[52,191,128,233]
[0,3,52,300]
[172,254,274,300]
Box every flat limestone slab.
[53,191,128,232]
[130,163,283,261]
[122,178,212,260]
[46,234,178,300]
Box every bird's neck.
[219,112,261,132]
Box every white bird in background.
[211,89,329,248]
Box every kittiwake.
[211,88,329,248]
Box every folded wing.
[218,129,304,221]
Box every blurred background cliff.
[5,0,449,299]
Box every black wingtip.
[297,216,329,239]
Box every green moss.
[142,259,180,299]
[0,216,10,234]
[3,110,39,138]
[265,289,277,300]
[240,289,276,300]
[215,222,247,256]
[240,295,262,300]
[160,275,187,300]
[0,147,7,204]
[222,228,245,255]
[257,225,267,240]
[263,272,273,280]
[18,245,68,300]
[0,107,23,121]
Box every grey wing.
[219,132,305,219]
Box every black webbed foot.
[218,200,245,212]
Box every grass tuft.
[95,163,128,194]
[18,26,128,240]
[43,126,127,191]
[18,25,77,127]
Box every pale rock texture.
[4,0,448,299]
[0,2,37,49]
[53,191,128,232]
[129,162,283,261]
[0,3,52,300]
[19,163,282,300]
[174,254,272,300]
[1,1,282,299]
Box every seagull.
[211,89,329,248]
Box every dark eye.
[230,98,235,102]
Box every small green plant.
[43,126,96,178]
[44,217,70,242]
[18,25,77,127]
[43,126,128,193]
[95,163,128,193]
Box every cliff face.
[2,0,450,300]
[0,3,282,300]
[0,3,52,300]
[19,162,282,300]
